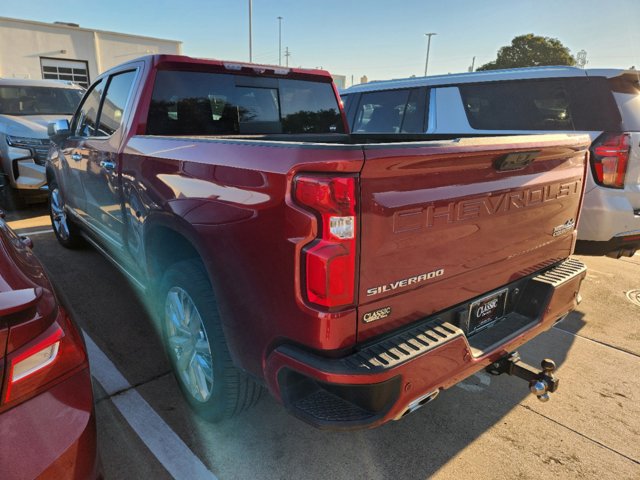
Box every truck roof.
[341,66,637,94]
[102,54,335,83]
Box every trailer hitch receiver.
[486,352,559,402]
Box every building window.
[40,58,90,88]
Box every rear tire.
[48,179,84,248]
[159,259,262,422]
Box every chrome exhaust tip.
[395,389,439,420]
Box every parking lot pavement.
[556,253,640,356]
[5,206,639,479]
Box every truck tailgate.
[357,134,590,341]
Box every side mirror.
[48,119,71,142]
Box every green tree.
[477,34,576,71]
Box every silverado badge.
[366,269,444,297]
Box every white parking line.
[83,332,218,480]
[17,229,53,236]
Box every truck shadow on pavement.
[172,315,584,480]
[31,231,588,480]
[143,321,587,477]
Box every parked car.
[341,67,640,258]
[0,209,100,478]
[0,78,84,209]
[46,55,587,429]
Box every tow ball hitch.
[486,352,559,402]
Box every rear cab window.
[458,77,621,131]
[146,70,344,135]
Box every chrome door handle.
[71,153,82,161]
[99,160,116,171]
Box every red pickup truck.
[46,55,588,429]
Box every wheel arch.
[45,164,56,184]
[143,213,250,371]
[143,214,208,287]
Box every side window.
[74,79,105,137]
[459,80,575,131]
[610,76,640,131]
[459,78,622,131]
[352,89,411,133]
[98,70,137,136]
[341,93,353,118]
[567,77,621,131]
[399,88,427,133]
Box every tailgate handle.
[495,151,540,171]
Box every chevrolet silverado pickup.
[45,55,588,429]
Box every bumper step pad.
[345,322,462,371]
[532,258,587,287]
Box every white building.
[0,16,182,88]
[331,74,347,90]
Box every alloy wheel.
[164,286,214,402]
[50,188,70,240]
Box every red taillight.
[2,307,87,407]
[591,133,631,189]
[295,175,357,308]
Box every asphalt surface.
[5,204,640,480]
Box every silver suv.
[341,67,640,258]
[0,78,83,208]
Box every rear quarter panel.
[121,136,364,377]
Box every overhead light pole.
[285,47,291,67]
[277,16,283,66]
[423,32,437,76]
[249,0,253,62]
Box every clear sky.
[1,0,639,86]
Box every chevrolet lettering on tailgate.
[393,179,582,233]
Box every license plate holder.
[466,288,508,335]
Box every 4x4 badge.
[552,218,575,237]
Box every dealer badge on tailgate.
[363,307,392,323]
[465,288,508,335]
